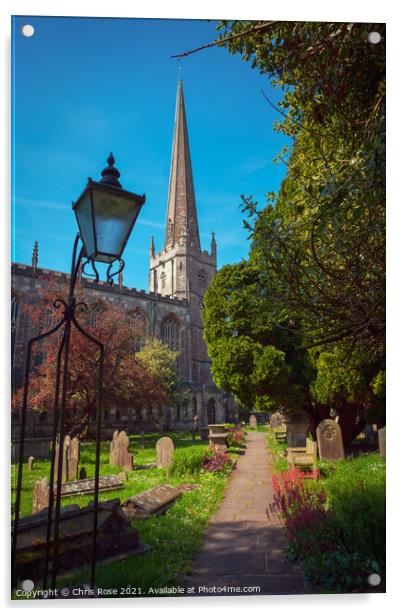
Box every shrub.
[202,450,232,473]
[227,427,245,448]
[169,447,207,477]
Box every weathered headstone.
[32,477,50,514]
[118,471,128,482]
[316,419,345,461]
[249,414,257,428]
[156,436,175,468]
[285,411,309,447]
[53,435,80,483]
[378,426,386,457]
[270,412,285,429]
[28,456,34,471]
[109,430,134,471]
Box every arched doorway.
[207,398,217,425]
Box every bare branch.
[171,21,275,59]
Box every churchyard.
[11,429,243,595]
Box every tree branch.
[171,21,275,59]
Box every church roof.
[164,80,201,250]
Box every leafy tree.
[12,280,167,437]
[200,21,385,440]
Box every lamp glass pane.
[74,191,95,258]
[93,190,140,259]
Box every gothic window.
[161,272,166,290]
[161,315,180,350]
[11,293,19,368]
[207,398,217,424]
[154,271,158,293]
[88,303,104,328]
[198,269,207,289]
[128,308,147,352]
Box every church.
[11,80,238,437]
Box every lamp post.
[11,154,145,591]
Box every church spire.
[164,80,201,251]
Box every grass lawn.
[12,431,237,596]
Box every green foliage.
[169,447,208,478]
[203,21,385,434]
[323,454,386,568]
[136,338,180,403]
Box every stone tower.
[149,80,217,385]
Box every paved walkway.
[186,431,305,595]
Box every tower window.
[198,270,207,288]
[161,272,166,290]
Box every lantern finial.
[100,152,121,187]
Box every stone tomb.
[121,484,181,520]
[249,414,257,428]
[32,475,124,513]
[316,419,345,461]
[109,430,134,471]
[208,424,229,452]
[53,435,80,484]
[156,436,175,468]
[270,412,285,429]
[14,499,147,582]
[378,426,386,457]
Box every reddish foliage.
[272,467,327,543]
[203,450,232,472]
[12,278,167,437]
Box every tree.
[136,338,188,430]
[196,21,385,441]
[12,279,167,437]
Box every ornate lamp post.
[11,154,145,591]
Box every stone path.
[186,431,306,595]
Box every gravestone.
[32,477,50,514]
[156,436,175,468]
[53,435,80,483]
[28,456,34,471]
[316,419,345,461]
[285,411,309,447]
[249,414,257,428]
[270,412,285,429]
[109,430,134,471]
[378,426,386,457]
[121,484,181,520]
[118,471,128,482]
[32,475,124,513]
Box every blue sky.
[12,16,289,290]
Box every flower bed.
[272,455,385,592]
